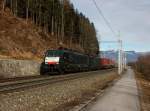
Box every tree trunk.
[26,0,29,22]
[10,0,13,13]
[2,0,6,12]
[61,0,64,43]
[38,2,41,27]
[51,16,54,36]
[14,0,18,17]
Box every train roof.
[45,49,88,56]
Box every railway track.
[0,69,116,93]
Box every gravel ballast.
[0,71,118,111]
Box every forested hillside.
[0,0,99,60]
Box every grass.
[136,72,150,111]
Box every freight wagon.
[100,58,115,69]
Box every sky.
[70,0,150,52]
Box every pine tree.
[3,0,99,55]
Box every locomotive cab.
[40,50,64,74]
[45,51,61,65]
[40,49,90,75]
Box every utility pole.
[100,40,124,75]
[125,53,127,69]
[118,31,125,75]
[118,39,122,74]
[123,51,127,70]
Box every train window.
[69,53,74,63]
[46,51,57,57]
[75,55,79,64]
[63,52,69,59]
[46,50,63,57]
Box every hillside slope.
[0,11,53,60]
[0,8,83,60]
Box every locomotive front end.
[40,50,63,74]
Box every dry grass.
[136,72,150,111]
[135,55,150,80]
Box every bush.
[135,55,150,80]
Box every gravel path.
[0,71,117,111]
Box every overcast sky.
[70,0,150,52]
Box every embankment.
[0,59,40,78]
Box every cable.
[91,0,117,37]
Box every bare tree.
[2,0,6,12]
[10,0,18,16]
[26,0,29,22]
[61,0,64,44]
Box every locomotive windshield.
[45,50,63,57]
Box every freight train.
[100,58,115,69]
[40,48,115,74]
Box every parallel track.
[0,69,115,93]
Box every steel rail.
[0,69,116,93]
